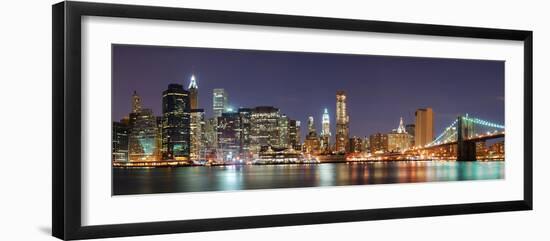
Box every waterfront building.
[217,111,242,162]
[190,109,205,161]
[112,121,129,162]
[213,88,228,118]
[279,114,290,148]
[362,136,370,153]
[161,84,191,160]
[304,116,320,154]
[387,117,410,152]
[415,108,434,147]
[476,141,488,158]
[288,119,301,151]
[128,108,161,162]
[349,136,363,153]
[489,141,505,156]
[320,108,331,152]
[250,106,280,153]
[335,91,350,153]
[188,74,199,109]
[369,133,388,154]
[238,108,252,160]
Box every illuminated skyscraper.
[388,117,410,152]
[415,108,434,147]
[250,106,280,153]
[279,114,289,148]
[188,74,199,110]
[349,136,363,153]
[162,84,191,160]
[112,121,129,162]
[335,91,350,153]
[369,133,388,154]
[131,90,142,113]
[190,109,205,161]
[406,123,415,147]
[238,108,252,160]
[128,108,160,162]
[289,119,301,150]
[307,116,315,134]
[304,116,320,154]
[213,88,228,118]
[217,111,241,162]
[320,108,331,152]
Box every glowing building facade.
[335,91,349,153]
[320,108,331,152]
[190,109,205,161]
[415,108,434,147]
[128,108,161,162]
[387,117,410,152]
[250,106,280,153]
[112,121,129,162]
[213,88,227,118]
[161,84,191,160]
[188,74,199,109]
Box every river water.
[113,161,504,195]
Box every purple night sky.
[112,44,504,141]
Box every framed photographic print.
[52,1,533,240]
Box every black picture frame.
[52,1,533,240]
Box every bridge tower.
[456,115,476,161]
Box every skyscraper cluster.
[111,78,436,164]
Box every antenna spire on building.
[188,74,198,89]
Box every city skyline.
[112,44,504,142]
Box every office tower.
[387,118,410,152]
[335,91,350,153]
[406,123,416,147]
[204,117,218,150]
[112,121,129,162]
[415,108,434,147]
[238,108,252,160]
[295,121,301,146]
[288,119,301,150]
[161,84,191,160]
[188,74,199,110]
[217,111,242,162]
[131,90,142,113]
[349,136,363,153]
[213,88,228,118]
[320,108,331,152]
[307,116,315,134]
[279,114,289,148]
[369,133,388,154]
[304,116,320,154]
[190,109,205,161]
[128,108,160,162]
[250,106,280,153]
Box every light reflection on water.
[113,161,504,195]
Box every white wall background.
[0,0,547,240]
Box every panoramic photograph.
[111,44,505,195]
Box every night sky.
[112,44,504,141]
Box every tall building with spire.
[388,117,410,152]
[320,108,331,152]
[335,91,349,153]
[188,74,199,110]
